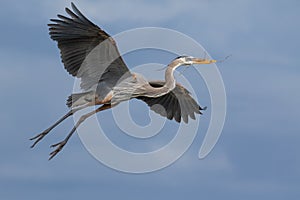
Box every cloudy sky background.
[1,0,299,199]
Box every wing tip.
[71,2,77,10]
[200,106,207,111]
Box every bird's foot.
[30,128,51,148]
[49,140,67,160]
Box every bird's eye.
[185,57,192,62]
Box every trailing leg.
[48,104,113,160]
[30,105,88,148]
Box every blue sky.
[1,0,300,199]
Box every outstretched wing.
[48,3,131,91]
[137,81,206,123]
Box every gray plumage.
[31,2,216,160]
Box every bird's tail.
[66,91,95,108]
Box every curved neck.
[142,61,181,98]
[164,62,179,90]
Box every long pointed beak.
[192,58,217,64]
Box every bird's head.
[173,55,217,66]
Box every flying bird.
[30,3,216,160]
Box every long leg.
[49,104,113,160]
[30,105,89,148]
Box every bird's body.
[30,3,216,160]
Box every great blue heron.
[30,3,216,160]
